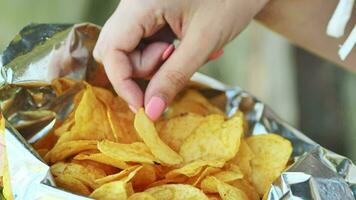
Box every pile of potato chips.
[33,79,292,200]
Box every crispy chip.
[55,174,91,196]
[90,180,128,200]
[56,84,119,143]
[166,160,224,179]
[190,167,221,186]
[134,108,183,165]
[201,176,248,200]
[45,140,97,163]
[230,179,259,200]
[179,114,243,163]
[213,169,243,183]
[95,165,142,186]
[158,113,204,152]
[74,153,129,169]
[168,90,224,117]
[247,134,292,195]
[145,184,209,200]
[227,140,254,180]
[98,140,158,164]
[132,164,157,191]
[128,192,156,200]
[51,162,106,189]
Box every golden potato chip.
[207,194,222,200]
[74,153,129,169]
[158,113,204,152]
[247,134,292,195]
[45,140,97,163]
[95,165,142,186]
[128,192,156,200]
[201,176,248,200]
[98,140,158,164]
[36,148,49,159]
[166,160,224,179]
[179,114,243,163]
[51,162,106,189]
[168,90,224,117]
[56,84,119,143]
[132,164,157,191]
[51,78,77,95]
[90,180,128,200]
[134,108,183,165]
[216,179,248,200]
[145,184,209,200]
[55,174,91,196]
[190,167,221,186]
[107,108,139,144]
[147,176,188,188]
[227,140,254,180]
[213,169,243,183]
[230,179,259,200]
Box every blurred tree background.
[0,0,355,161]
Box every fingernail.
[145,96,166,121]
[208,49,224,61]
[162,44,175,60]
[129,105,137,113]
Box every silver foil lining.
[0,23,355,200]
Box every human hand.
[93,0,269,120]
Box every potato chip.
[51,162,106,189]
[201,176,248,200]
[90,180,128,200]
[132,164,157,190]
[179,114,243,163]
[247,134,292,195]
[128,192,156,200]
[55,174,91,196]
[213,169,243,183]
[145,184,209,200]
[168,90,224,117]
[190,167,221,186]
[45,140,97,163]
[146,176,188,188]
[227,140,254,180]
[134,108,183,165]
[56,84,119,143]
[166,160,224,178]
[51,78,77,95]
[98,140,158,164]
[74,153,129,169]
[158,113,204,152]
[230,179,259,200]
[95,165,142,186]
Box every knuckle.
[165,70,188,90]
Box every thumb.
[144,20,220,120]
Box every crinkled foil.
[0,23,355,200]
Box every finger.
[144,19,220,120]
[94,1,166,111]
[129,42,170,78]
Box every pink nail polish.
[208,49,224,61]
[129,105,137,113]
[162,44,175,60]
[145,96,166,121]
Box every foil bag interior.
[0,23,355,200]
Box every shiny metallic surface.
[0,24,355,200]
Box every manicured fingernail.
[208,49,224,61]
[162,44,175,60]
[145,96,166,121]
[129,105,137,113]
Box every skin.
[94,0,355,120]
[93,0,269,120]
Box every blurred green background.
[0,0,355,161]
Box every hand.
[94,0,269,120]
